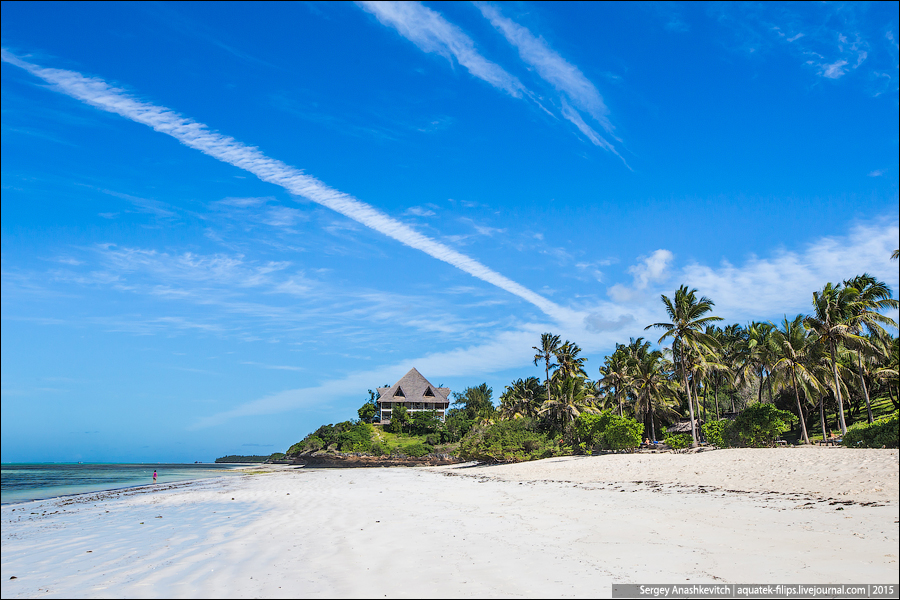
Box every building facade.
[376,368,451,423]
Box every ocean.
[1,463,246,504]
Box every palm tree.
[533,333,561,409]
[720,323,746,412]
[770,315,827,444]
[539,375,597,437]
[598,346,629,417]
[804,283,866,435]
[499,377,544,420]
[647,285,722,447]
[892,249,899,260]
[844,274,899,423]
[744,321,777,403]
[630,349,680,441]
[553,340,588,381]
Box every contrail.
[2,49,568,321]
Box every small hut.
[666,419,704,434]
[376,368,451,423]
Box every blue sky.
[2,2,898,462]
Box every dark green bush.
[338,423,373,452]
[370,442,386,456]
[602,416,644,451]
[458,419,560,463]
[664,433,692,450]
[842,412,899,448]
[401,443,433,457]
[702,420,731,447]
[731,403,792,448]
[574,411,643,452]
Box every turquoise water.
[1,463,244,504]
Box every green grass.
[371,425,458,455]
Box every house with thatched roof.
[377,368,451,423]
[666,419,704,434]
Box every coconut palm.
[540,375,597,437]
[630,349,680,441]
[499,377,544,420]
[598,346,629,417]
[804,282,866,435]
[553,340,588,381]
[770,315,827,444]
[743,321,777,403]
[533,333,561,408]
[646,285,722,446]
[844,274,899,423]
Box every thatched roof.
[666,419,703,433]
[376,368,450,405]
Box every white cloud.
[355,1,525,98]
[679,221,899,321]
[477,2,628,162]
[477,3,612,134]
[868,169,886,177]
[405,206,436,217]
[2,49,569,322]
[821,59,849,79]
[607,249,673,302]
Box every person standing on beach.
[153,470,157,483]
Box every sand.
[1,447,897,598]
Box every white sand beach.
[2,448,898,599]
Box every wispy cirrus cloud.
[476,3,628,166]
[355,1,526,98]
[2,49,569,322]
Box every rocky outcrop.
[288,451,461,468]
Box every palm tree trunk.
[650,404,657,441]
[617,385,622,417]
[683,368,698,447]
[758,367,764,404]
[714,376,720,421]
[792,370,810,444]
[818,394,827,441]
[857,353,873,424]
[545,357,551,407]
[830,340,848,435]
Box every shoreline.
[0,464,278,507]
[2,449,897,598]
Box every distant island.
[214,453,285,463]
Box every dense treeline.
[285,256,899,462]
[464,268,899,458]
[214,454,284,463]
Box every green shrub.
[338,423,373,452]
[702,420,731,447]
[602,416,644,451]
[370,442,386,456]
[458,419,560,463]
[401,443,433,457]
[731,403,792,448]
[664,433,692,450]
[574,411,643,452]
[268,452,286,461]
[842,412,899,448]
[425,433,441,446]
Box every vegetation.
[664,433,692,450]
[842,411,899,448]
[458,419,563,463]
[283,257,899,461]
[215,454,279,463]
